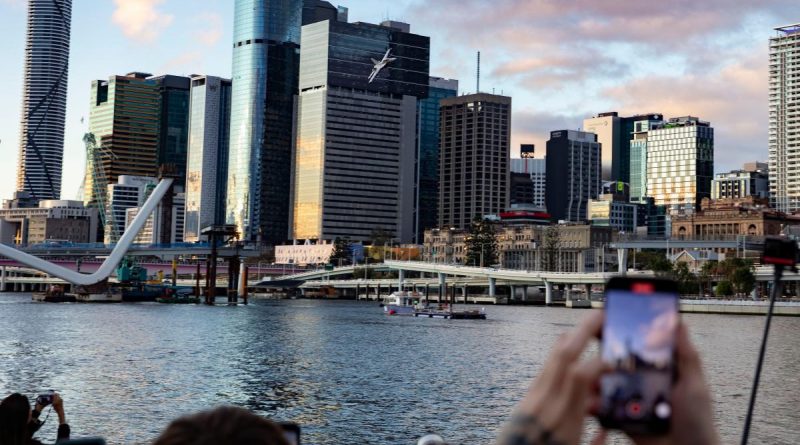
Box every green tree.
[632,250,673,274]
[673,262,699,295]
[731,266,756,296]
[715,280,734,296]
[542,225,560,271]
[329,237,351,266]
[464,216,498,267]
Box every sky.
[0,0,797,201]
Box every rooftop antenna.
[476,51,481,93]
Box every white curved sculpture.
[0,178,174,285]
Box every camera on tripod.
[762,237,798,268]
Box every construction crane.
[82,132,119,243]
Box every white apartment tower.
[769,24,800,212]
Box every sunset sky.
[0,0,795,200]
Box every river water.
[0,293,798,444]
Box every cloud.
[112,0,174,43]
[158,51,202,74]
[193,12,223,46]
[601,48,768,169]
[1,0,25,8]
[511,110,587,157]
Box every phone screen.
[600,285,678,434]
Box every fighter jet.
[368,48,396,83]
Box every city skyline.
[0,0,793,202]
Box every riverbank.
[572,299,800,316]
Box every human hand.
[629,322,720,445]
[52,393,66,424]
[496,311,607,445]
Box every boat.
[156,286,200,304]
[32,285,77,303]
[121,284,164,302]
[382,291,421,315]
[75,288,123,303]
[412,301,487,320]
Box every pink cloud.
[112,0,174,44]
[193,12,223,46]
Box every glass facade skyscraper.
[227,0,304,243]
[16,0,72,202]
[84,73,160,208]
[545,130,601,222]
[184,75,232,242]
[416,76,457,241]
[628,116,663,203]
[150,75,191,186]
[291,18,430,243]
[646,116,714,211]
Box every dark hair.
[152,406,289,445]
[0,393,31,445]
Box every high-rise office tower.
[628,116,663,203]
[646,116,714,211]
[510,144,546,209]
[584,112,663,183]
[227,0,336,244]
[184,75,232,242]
[16,0,72,202]
[416,76,458,241]
[84,73,160,207]
[545,130,601,222]
[769,24,800,212]
[150,75,191,185]
[439,93,511,229]
[291,18,429,243]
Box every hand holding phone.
[599,277,679,435]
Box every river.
[0,294,798,444]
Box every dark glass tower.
[416,76,457,242]
[16,0,72,202]
[150,75,191,185]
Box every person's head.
[0,393,32,445]
[152,406,289,445]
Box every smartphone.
[598,277,679,435]
[279,422,301,445]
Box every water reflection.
[0,295,798,444]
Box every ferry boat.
[413,304,487,320]
[382,291,421,316]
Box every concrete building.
[769,23,800,212]
[128,187,185,244]
[646,116,714,212]
[423,224,613,272]
[439,93,511,230]
[84,73,160,206]
[184,75,232,242]
[105,175,157,243]
[545,130,601,222]
[670,196,799,240]
[16,0,72,202]
[583,112,663,183]
[588,196,638,233]
[0,199,98,246]
[417,76,458,241]
[291,18,430,243]
[712,162,769,200]
[510,144,546,209]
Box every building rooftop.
[774,23,800,35]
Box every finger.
[546,357,607,428]
[554,311,604,367]
[675,322,702,378]
[589,428,607,445]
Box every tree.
[632,250,673,274]
[329,237,351,266]
[731,266,756,296]
[464,216,498,267]
[542,225,560,271]
[715,280,734,296]
[673,262,699,295]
